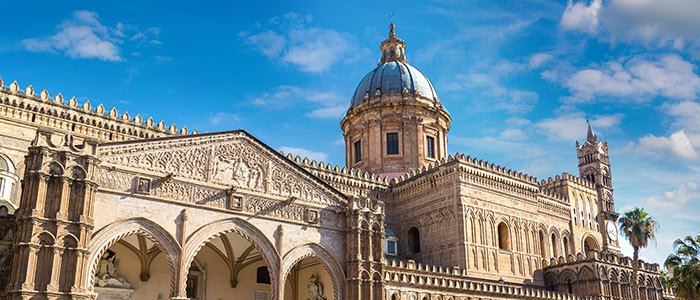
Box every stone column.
[46,247,62,292]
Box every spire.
[380,23,407,64]
[586,119,597,143]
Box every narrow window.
[408,227,421,253]
[354,140,362,163]
[498,222,510,250]
[539,231,546,258]
[386,132,399,155]
[256,266,271,284]
[551,234,558,258]
[385,239,397,256]
[426,136,435,158]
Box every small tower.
[341,24,451,176]
[576,122,620,253]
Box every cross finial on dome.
[389,23,396,38]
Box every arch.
[497,222,510,250]
[408,227,421,254]
[550,231,559,259]
[281,243,345,300]
[85,218,180,294]
[583,235,599,256]
[183,217,280,298]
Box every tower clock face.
[607,221,618,241]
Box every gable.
[97,130,347,207]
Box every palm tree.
[618,207,658,298]
[664,234,700,300]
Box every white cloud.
[647,181,700,212]
[23,11,121,61]
[560,0,603,34]
[528,53,555,69]
[564,54,700,102]
[245,31,286,59]
[22,10,162,62]
[252,85,346,119]
[209,112,241,126]
[307,105,346,119]
[498,128,528,141]
[279,146,328,162]
[536,113,623,141]
[242,12,367,73]
[665,101,700,132]
[634,130,698,160]
[449,72,538,114]
[560,0,700,49]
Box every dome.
[350,61,439,106]
[349,23,440,107]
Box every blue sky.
[1,0,699,265]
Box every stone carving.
[96,250,131,288]
[307,275,325,300]
[213,156,263,190]
[98,132,345,207]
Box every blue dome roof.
[351,61,440,106]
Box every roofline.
[98,129,351,203]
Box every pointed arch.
[85,218,180,294]
[183,217,280,298]
[281,243,345,300]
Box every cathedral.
[0,24,676,300]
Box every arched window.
[391,294,399,300]
[539,230,546,258]
[407,227,421,254]
[584,236,599,255]
[0,154,17,205]
[563,236,570,256]
[551,234,558,258]
[497,222,510,250]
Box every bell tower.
[576,122,620,253]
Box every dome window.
[353,140,362,163]
[426,136,436,159]
[386,133,399,155]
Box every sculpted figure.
[307,275,325,300]
[96,250,131,288]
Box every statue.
[96,250,131,288]
[307,275,325,300]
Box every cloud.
[560,0,700,49]
[536,113,623,141]
[665,101,700,132]
[498,128,529,141]
[633,130,698,160]
[242,12,367,73]
[23,11,121,61]
[528,53,555,69]
[22,11,163,62]
[563,54,700,102]
[448,71,538,114]
[307,105,346,119]
[279,146,328,162]
[245,31,286,59]
[560,0,603,34]
[646,181,700,212]
[252,85,346,119]
[209,112,241,126]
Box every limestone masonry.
[0,24,676,300]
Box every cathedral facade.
[0,25,674,300]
